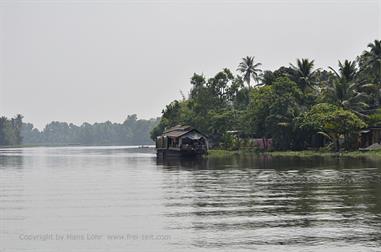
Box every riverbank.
[207,149,381,158]
[0,144,156,148]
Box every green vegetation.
[21,115,159,146]
[0,115,23,146]
[152,40,381,152]
[207,149,240,157]
[299,103,366,151]
[208,149,381,158]
[3,40,380,150]
[270,149,381,158]
[0,114,159,146]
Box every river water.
[1,146,381,252]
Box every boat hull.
[156,148,206,159]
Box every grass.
[207,148,262,157]
[207,149,240,157]
[208,148,381,158]
[269,149,381,158]
[267,150,337,157]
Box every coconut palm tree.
[358,40,381,106]
[361,40,381,84]
[290,58,318,91]
[329,60,357,82]
[237,56,262,88]
[325,60,371,117]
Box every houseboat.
[156,125,208,158]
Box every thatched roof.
[162,125,207,139]
[163,125,193,134]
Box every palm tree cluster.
[324,60,371,117]
[153,39,381,151]
[236,40,381,117]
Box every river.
[1,146,380,251]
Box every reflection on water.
[1,147,381,251]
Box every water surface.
[1,147,381,251]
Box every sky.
[0,0,380,129]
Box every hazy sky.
[0,0,380,129]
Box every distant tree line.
[21,115,159,146]
[151,40,381,151]
[0,114,159,146]
[0,115,23,146]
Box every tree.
[150,100,188,140]
[19,116,159,146]
[329,60,357,82]
[208,109,239,137]
[21,123,41,144]
[324,60,371,116]
[368,108,381,126]
[244,77,303,150]
[300,103,366,152]
[237,56,262,88]
[360,40,381,85]
[13,114,24,144]
[358,40,381,106]
[261,67,295,86]
[265,77,303,150]
[0,117,7,145]
[206,68,235,107]
[261,70,275,86]
[0,115,23,146]
[290,58,318,92]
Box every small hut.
[156,125,208,158]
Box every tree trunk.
[335,137,340,153]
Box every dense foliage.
[299,103,366,151]
[0,114,159,146]
[152,40,381,151]
[21,115,159,146]
[0,115,23,146]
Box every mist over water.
[1,146,381,251]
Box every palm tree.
[362,40,381,84]
[290,58,318,91]
[359,40,381,106]
[329,60,357,82]
[237,56,262,88]
[325,60,371,117]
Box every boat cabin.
[156,125,208,158]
